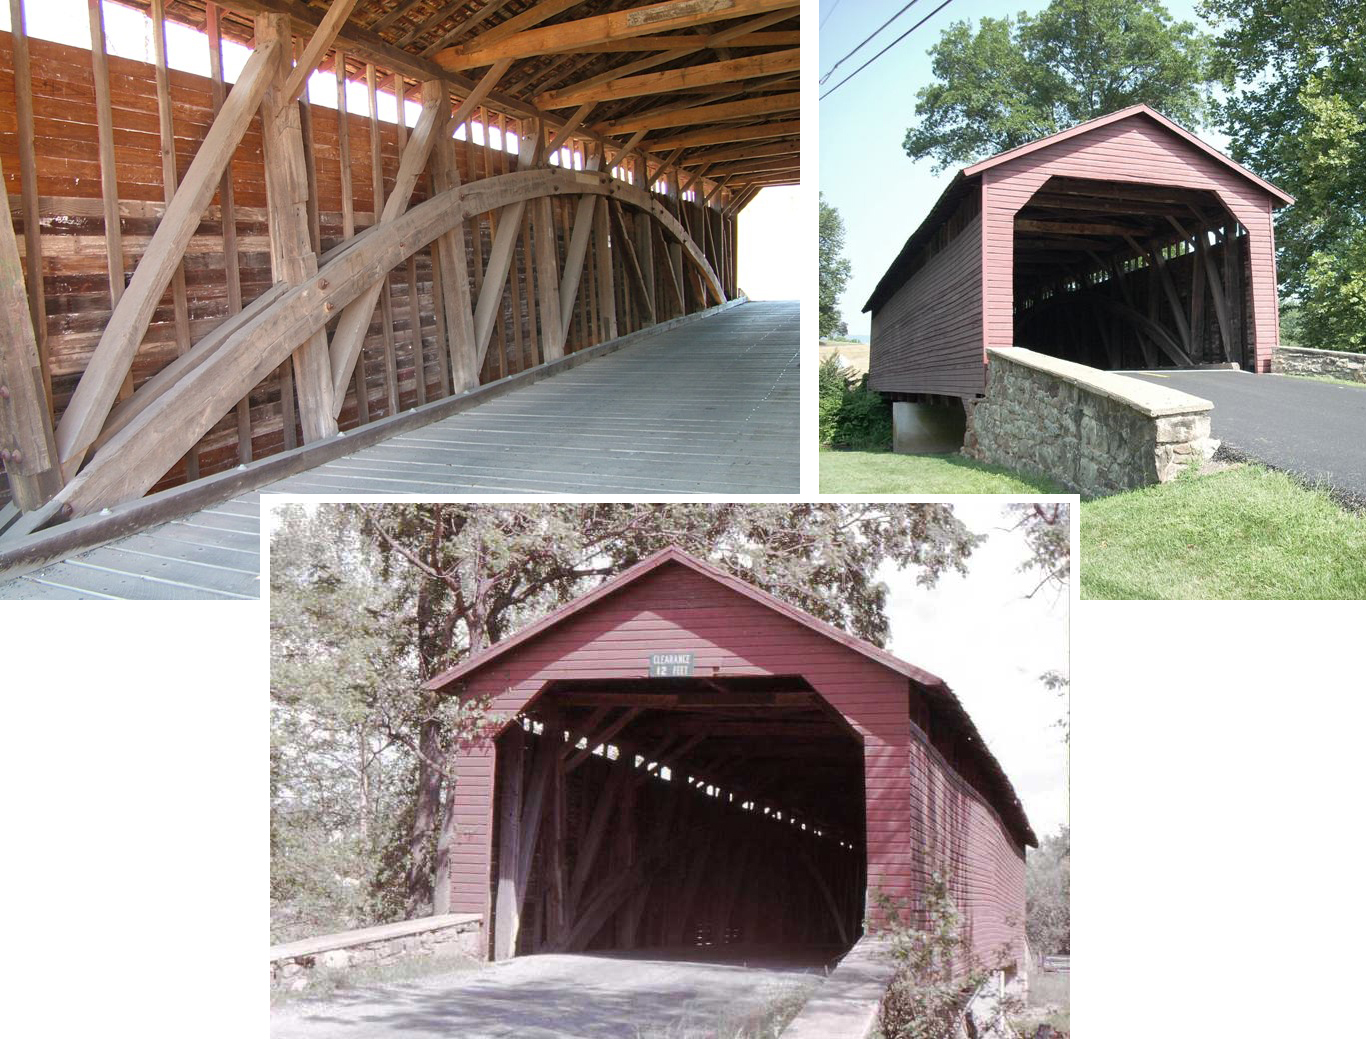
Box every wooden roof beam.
[435,0,796,71]
[643,119,799,152]
[536,49,798,109]
[410,0,518,55]
[687,136,797,166]
[597,90,799,134]
[280,0,361,105]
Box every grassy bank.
[1081,464,1366,599]
[820,449,1064,494]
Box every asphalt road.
[269,947,839,1039]
[1120,370,1366,503]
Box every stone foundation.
[965,347,1216,498]
[270,913,483,992]
[1273,345,1366,382]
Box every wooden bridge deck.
[0,301,798,600]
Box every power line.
[820,0,959,101]
[819,0,845,31]
[820,0,926,86]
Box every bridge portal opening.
[1012,176,1255,371]
[488,675,866,959]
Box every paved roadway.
[0,301,797,600]
[269,947,837,1039]
[1121,369,1366,503]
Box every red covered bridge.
[426,546,1035,975]
[866,105,1294,398]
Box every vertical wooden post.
[428,82,477,393]
[392,74,426,407]
[483,109,510,377]
[256,13,338,445]
[529,123,565,361]
[333,50,370,423]
[86,0,132,402]
[206,4,253,464]
[493,728,525,962]
[297,52,323,258]
[8,0,50,415]
[366,63,400,416]
[499,116,527,374]
[151,0,198,479]
[1,150,60,510]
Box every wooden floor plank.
[1,302,797,601]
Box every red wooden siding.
[982,113,1281,371]
[439,552,1029,971]
[869,108,1288,395]
[869,202,985,398]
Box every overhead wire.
[819,0,959,101]
[820,0,927,85]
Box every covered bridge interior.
[492,676,865,957]
[430,547,1036,969]
[0,0,798,530]
[1013,175,1259,371]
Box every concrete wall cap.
[1275,345,1366,360]
[988,346,1213,418]
[269,913,482,963]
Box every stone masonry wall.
[964,351,1215,498]
[1273,345,1366,382]
[271,914,482,992]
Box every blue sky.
[819,0,1221,339]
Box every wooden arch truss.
[1,0,799,528]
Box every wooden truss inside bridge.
[0,0,799,530]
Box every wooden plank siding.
[869,108,1288,397]
[438,552,1030,971]
[869,199,984,398]
[0,27,736,508]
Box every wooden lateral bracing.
[1,0,790,516]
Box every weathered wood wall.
[0,28,736,504]
[869,193,984,398]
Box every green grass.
[1082,464,1366,599]
[820,449,1067,494]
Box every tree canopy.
[904,0,1214,172]
[1204,0,1366,352]
[819,193,853,338]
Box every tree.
[819,193,853,338]
[1026,826,1070,956]
[904,0,1214,172]
[1203,0,1366,352]
[274,503,985,923]
[1010,503,1071,597]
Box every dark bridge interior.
[490,675,866,958]
[1013,176,1255,370]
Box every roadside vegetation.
[270,951,484,1007]
[1082,464,1366,599]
